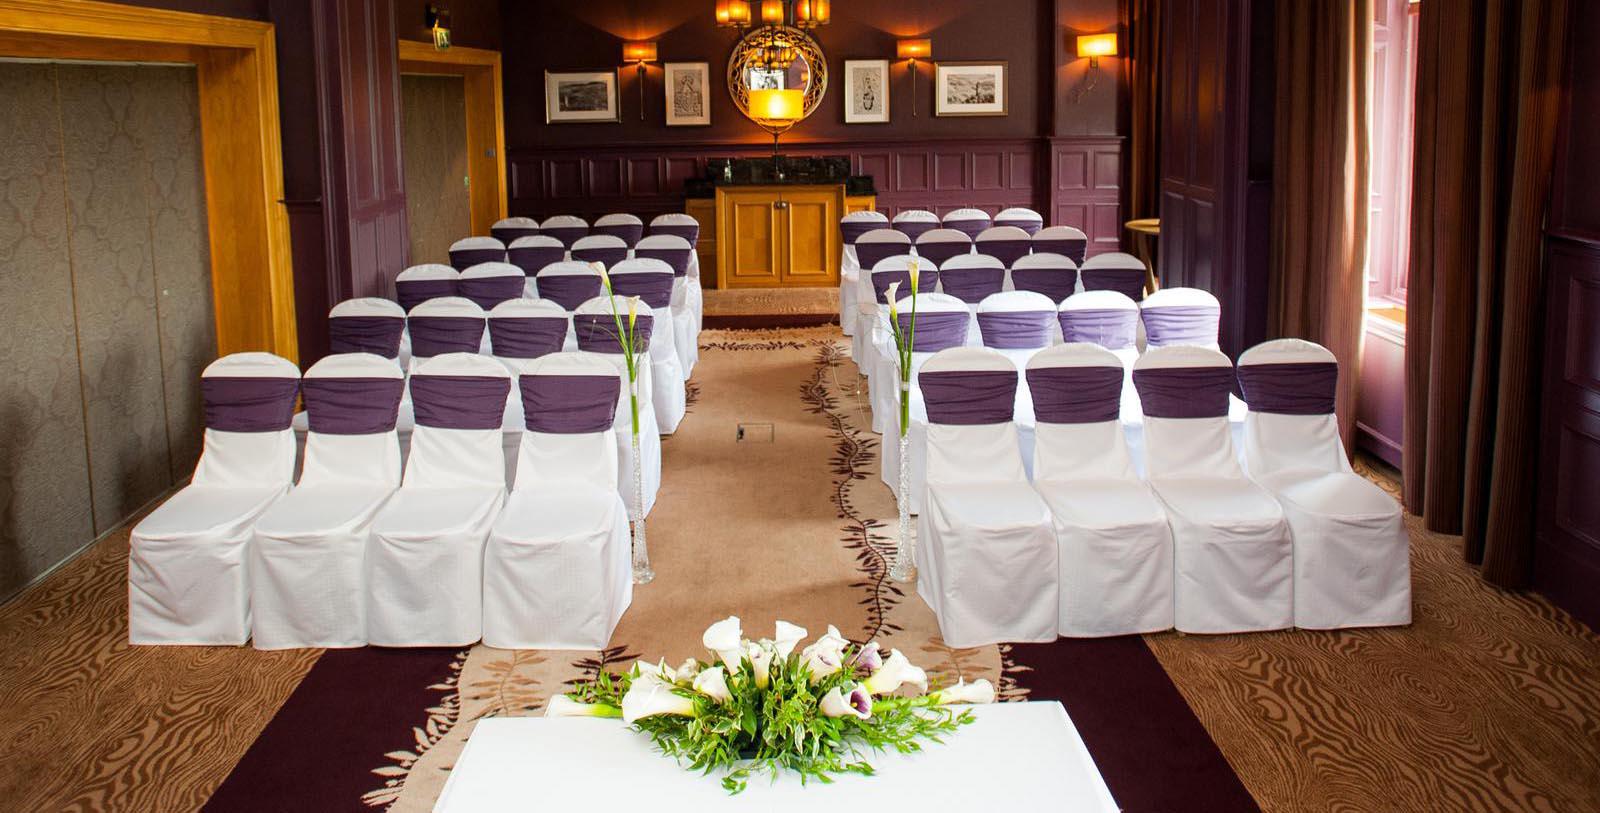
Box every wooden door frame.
[397,40,507,238]
[0,0,297,361]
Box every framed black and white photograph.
[844,59,890,124]
[545,70,620,123]
[747,67,786,91]
[933,61,1008,117]
[664,62,710,126]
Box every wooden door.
[400,73,471,266]
[719,188,781,287]
[777,188,840,286]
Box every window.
[1366,0,1420,315]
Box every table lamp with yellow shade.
[750,87,804,169]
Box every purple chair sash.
[994,217,1044,236]
[914,241,971,266]
[572,246,628,267]
[520,374,619,433]
[491,225,540,244]
[840,220,887,244]
[489,317,568,359]
[975,239,1031,267]
[508,245,567,277]
[1237,362,1338,415]
[408,316,485,358]
[870,269,939,302]
[573,312,655,353]
[892,220,939,240]
[635,247,691,276]
[854,241,909,271]
[457,275,526,310]
[1010,266,1079,304]
[302,378,404,434]
[1027,366,1124,423]
[593,223,644,246]
[410,375,510,430]
[201,377,299,432]
[396,278,457,312]
[609,274,675,309]
[328,315,404,358]
[543,225,589,248]
[978,310,1054,349]
[944,218,991,240]
[1142,305,1221,347]
[1132,366,1233,418]
[648,223,699,244]
[897,310,970,352]
[449,247,505,271]
[1060,308,1138,349]
[536,275,602,311]
[918,369,1018,425]
[1034,237,1087,265]
[938,267,1006,303]
[1080,269,1146,301]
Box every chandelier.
[715,0,831,31]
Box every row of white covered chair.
[913,341,1411,647]
[486,212,700,250]
[128,351,636,650]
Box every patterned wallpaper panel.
[400,74,472,266]
[0,62,213,601]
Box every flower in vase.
[592,261,611,292]
[702,616,745,673]
[747,641,775,689]
[850,641,883,673]
[885,281,902,316]
[819,683,873,720]
[863,649,929,696]
[544,695,622,718]
[907,259,921,293]
[773,620,808,660]
[692,665,733,704]
[622,679,698,723]
[800,625,850,683]
[931,678,996,705]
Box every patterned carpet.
[1,327,1596,812]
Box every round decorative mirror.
[727,25,827,124]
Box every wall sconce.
[896,38,932,118]
[623,40,658,121]
[761,0,784,24]
[425,4,450,50]
[1070,32,1117,103]
[715,0,752,29]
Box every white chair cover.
[1238,339,1410,629]
[610,257,693,383]
[251,353,404,649]
[577,292,686,435]
[636,234,701,373]
[993,206,1045,235]
[395,263,459,312]
[448,236,507,271]
[1134,346,1292,634]
[647,213,704,287]
[1028,344,1173,636]
[1059,290,1143,420]
[891,209,941,240]
[593,212,645,247]
[484,352,633,649]
[1032,225,1088,265]
[936,252,1007,312]
[941,207,993,240]
[488,298,572,409]
[876,293,971,508]
[328,297,406,361]
[839,210,890,335]
[851,229,913,355]
[573,297,665,515]
[915,347,1057,648]
[976,290,1058,451]
[128,352,301,645]
[1008,252,1080,309]
[1140,287,1221,351]
[1079,251,1148,302]
[507,235,568,295]
[535,260,606,314]
[368,353,510,646]
[864,256,940,434]
[407,296,488,369]
[913,227,974,268]
[571,234,630,269]
[974,225,1033,268]
[541,214,590,249]
[490,216,541,245]
[458,261,528,321]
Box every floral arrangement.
[545,616,993,793]
[884,260,922,582]
[591,261,653,584]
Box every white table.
[434,701,1118,812]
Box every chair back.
[541,214,590,248]
[1080,251,1148,301]
[854,229,913,271]
[648,212,700,245]
[974,226,1032,267]
[328,297,405,359]
[490,216,540,245]
[1009,252,1079,304]
[536,261,604,311]
[193,352,301,488]
[892,292,971,354]
[918,347,1025,483]
[942,208,993,240]
[869,255,939,306]
[592,213,644,247]
[607,258,676,310]
[571,234,629,268]
[840,210,890,244]
[1133,345,1240,478]
[936,253,1006,304]
[1059,291,1140,352]
[507,235,567,278]
[1027,343,1135,480]
[1237,339,1348,476]
[300,352,405,487]
[407,296,487,361]
[514,351,621,491]
[489,299,570,360]
[448,236,506,271]
[1141,287,1221,350]
[976,291,1056,351]
[993,207,1044,235]
[891,209,940,239]
[1032,225,1088,265]
[458,262,526,311]
[913,228,973,267]
[395,264,459,313]
[404,353,511,489]
[574,295,655,354]
[634,234,693,277]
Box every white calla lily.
[747,641,774,689]
[863,648,929,696]
[702,616,745,673]
[631,658,676,687]
[675,659,702,682]
[592,261,611,292]
[692,665,733,704]
[543,694,622,718]
[773,620,808,660]
[819,683,873,720]
[621,679,698,723]
[885,281,902,317]
[907,260,920,294]
[932,678,995,705]
[803,647,842,684]
[851,641,883,673]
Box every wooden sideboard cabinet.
[685,185,874,289]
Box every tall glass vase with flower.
[885,260,921,583]
[592,261,654,584]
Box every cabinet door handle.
[773,200,789,210]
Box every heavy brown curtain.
[1405,0,1569,588]
[1124,0,1162,240]
[1268,0,1372,452]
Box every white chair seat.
[1036,480,1166,529]
[251,484,392,650]
[1258,469,1399,517]
[134,486,283,539]
[367,486,505,647]
[929,482,1052,530]
[253,485,392,538]
[918,481,1057,649]
[1148,475,1292,634]
[371,487,503,539]
[1147,477,1286,527]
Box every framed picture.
[747,67,786,91]
[933,61,1008,117]
[664,62,711,126]
[545,70,620,123]
[844,59,890,124]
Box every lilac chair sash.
[410,375,510,430]
[457,275,526,310]
[918,369,1018,425]
[897,311,970,352]
[489,317,568,359]
[854,241,908,271]
[593,223,644,246]
[914,241,971,266]
[408,316,485,358]
[1080,269,1147,301]
[1237,362,1338,415]
[574,312,655,352]
[491,225,540,244]
[870,269,939,302]
[977,310,1054,349]
[396,278,457,312]
[449,247,505,271]
[938,267,1006,303]
[201,377,299,432]
[572,246,628,267]
[1132,366,1233,418]
[841,220,887,244]
[1010,266,1079,304]
[537,275,602,311]
[610,274,675,309]
[1142,305,1221,347]
[328,315,404,358]
[944,218,991,240]
[509,245,567,277]
[520,374,619,433]
[994,217,1044,236]
[975,239,1031,267]
[892,221,938,240]
[1034,237,1087,265]
[648,223,699,244]
[544,225,589,248]
[1027,366,1124,423]
[302,378,405,434]
[1059,308,1138,349]
[635,247,691,276]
